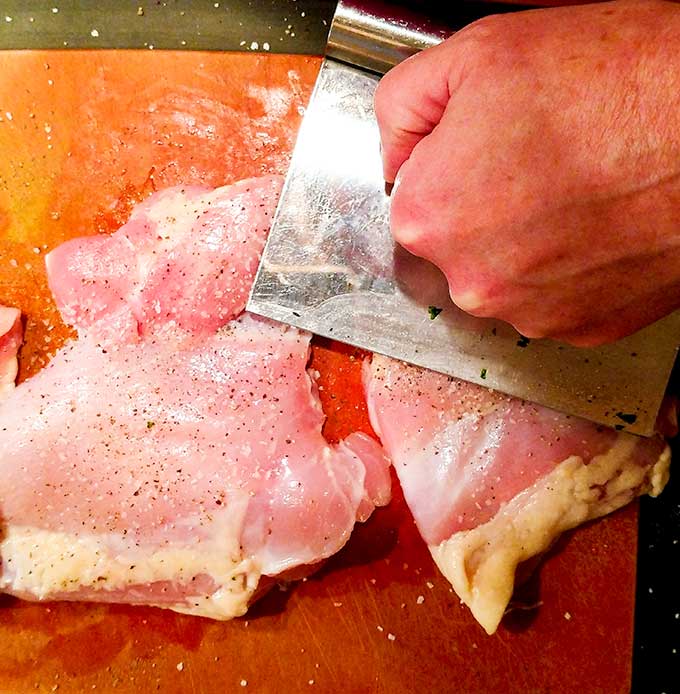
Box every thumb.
[374,40,455,183]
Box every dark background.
[1,1,677,691]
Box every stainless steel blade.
[247,5,680,437]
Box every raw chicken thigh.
[0,177,390,618]
[364,355,670,634]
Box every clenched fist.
[375,0,680,346]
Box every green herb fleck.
[146,420,155,429]
[428,306,443,320]
[615,412,637,425]
[480,368,487,380]
[516,335,531,348]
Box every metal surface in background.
[0,0,337,51]
[248,0,680,437]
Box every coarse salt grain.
[250,41,259,50]
[4,16,12,22]
[416,595,424,605]
[90,29,99,37]
[426,581,434,589]
[240,680,247,687]
[387,633,396,641]
[564,611,572,621]
[176,662,184,672]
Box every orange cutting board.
[0,51,637,694]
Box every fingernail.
[392,170,402,194]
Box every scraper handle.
[326,0,527,74]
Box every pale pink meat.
[364,355,670,633]
[0,318,389,597]
[0,177,390,617]
[46,176,282,342]
[0,305,22,398]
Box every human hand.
[375,0,680,346]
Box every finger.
[388,99,479,283]
[551,301,678,347]
[374,40,456,183]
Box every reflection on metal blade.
[247,59,680,436]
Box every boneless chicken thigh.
[364,355,670,634]
[0,177,390,618]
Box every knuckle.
[453,15,505,56]
[449,279,499,318]
[459,14,504,41]
[510,323,550,340]
[389,184,431,251]
[390,216,429,253]
[449,14,524,83]
[373,68,403,123]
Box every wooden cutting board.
[0,50,637,694]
